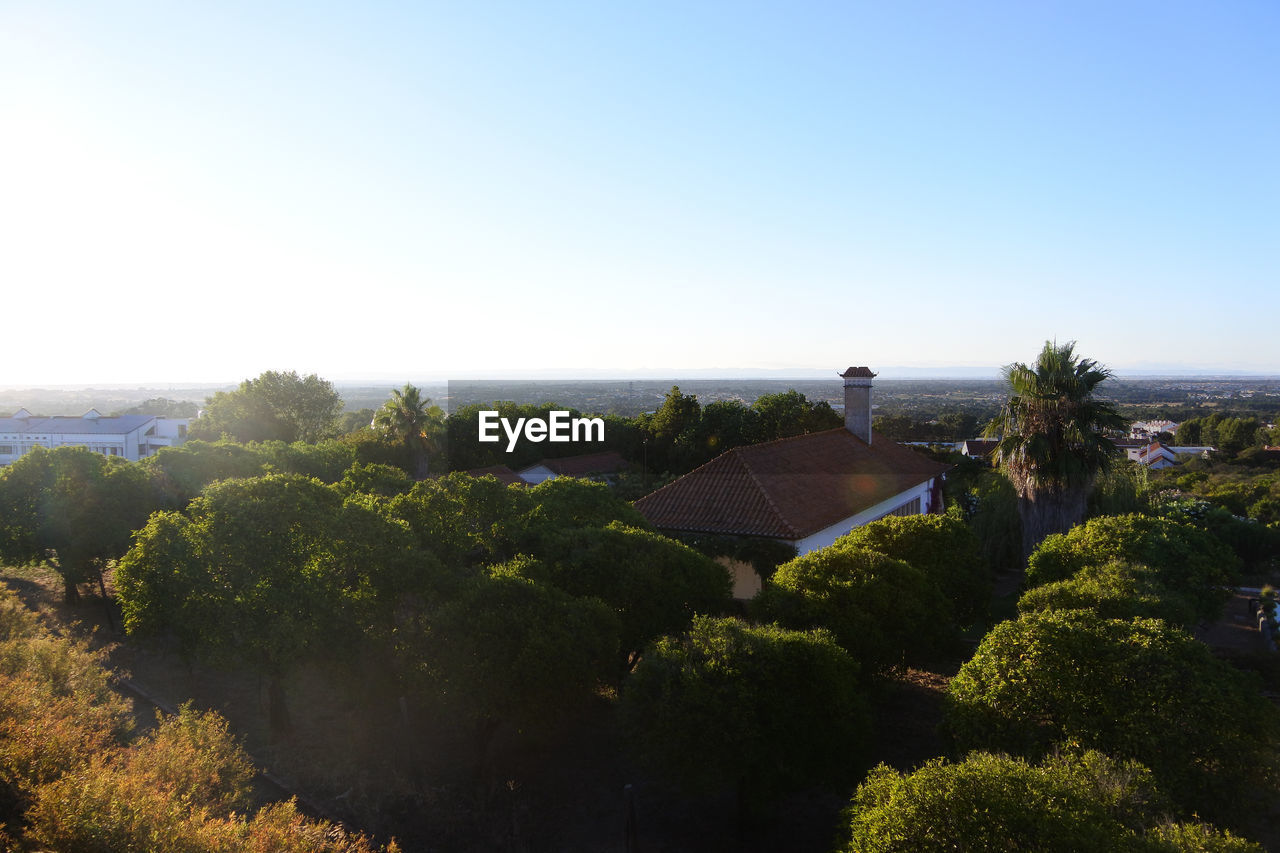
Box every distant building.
[958,438,1000,461]
[1127,441,1214,469]
[1129,420,1179,440]
[516,450,630,485]
[635,366,950,598]
[0,408,189,466]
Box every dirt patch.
[1195,592,1269,656]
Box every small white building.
[0,408,189,466]
[1130,420,1179,440]
[516,450,630,485]
[1127,441,1214,469]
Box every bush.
[946,609,1280,827]
[833,514,990,627]
[1016,560,1198,628]
[753,546,959,674]
[839,750,1263,852]
[620,616,870,812]
[1026,514,1238,622]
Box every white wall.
[792,479,937,554]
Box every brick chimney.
[840,366,876,445]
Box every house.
[635,367,950,598]
[0,408,189,467]
[1127,441,1215,469]
[958,438,999,461]
[516,450,630,485]
[1130,420,1179,440]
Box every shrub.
[753,546,958,674]
[839,750,1264,852]
[1016,560,1198,627]
[833,514,990,627]
[946,609,1280,827]
[1026,514,1237,622]
[620,616,870,812]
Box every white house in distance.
[0,408,189,467]
[1127,441,1214,469]
[515,450,630,485]
[635,367,951,598]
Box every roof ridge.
[736,448,804,539]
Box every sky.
[2,2,1277,385]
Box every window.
[0,445,12,455]
[877,497,921,520]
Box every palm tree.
[373,383,443,479]
[985,341,1125,560]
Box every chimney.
[840,366,876,444]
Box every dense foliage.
[839,751,1262,853]
[620,617,870,812]
[753,545,959,673]
[191,370,344,444]
[1026,514,1238,621]
[832,514,990,627]
[946,609,1280,826]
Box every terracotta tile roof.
[461,464,526,486]
[840,366,877,378]
[519,450,630,478]
[635,429,950,540]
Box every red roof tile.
[840,366,877,378]
[635,429,950,540]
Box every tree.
[620,617,870,820]
[985,341,1126,559]
[839,751,1262,853]
[945,609,1280,827]
[190,370,343,443]
[372,383,444,479]
[0,447,163,604]
[514,521,732,675]
[117,474,415,734]
[1025,513,1237,623]
[752,545,960,674]
[408,561,617,769]
[833,514,990,628]
[1016,559,1198,627]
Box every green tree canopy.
[752,545,960,674]
[985,341,1126,558]
[0,446,164,603]
[190,370,343,444]
[1026,513,1238,622]
[512,521,731,675]
[840,751,1262,853]
[407,559,617,760]
[372,383,444,479]
[945,609,1280,827]
[117,474,416,733]
[620,616,870,816]
[833,514,990,627]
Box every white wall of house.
[517,464,556,484]
[792,479,937,554]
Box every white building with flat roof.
[0,408,188,466]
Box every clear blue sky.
[2,1,1276,384]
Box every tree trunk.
[62,577,80,605]
[267,675,293,738]
[1018,485,1089,562]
